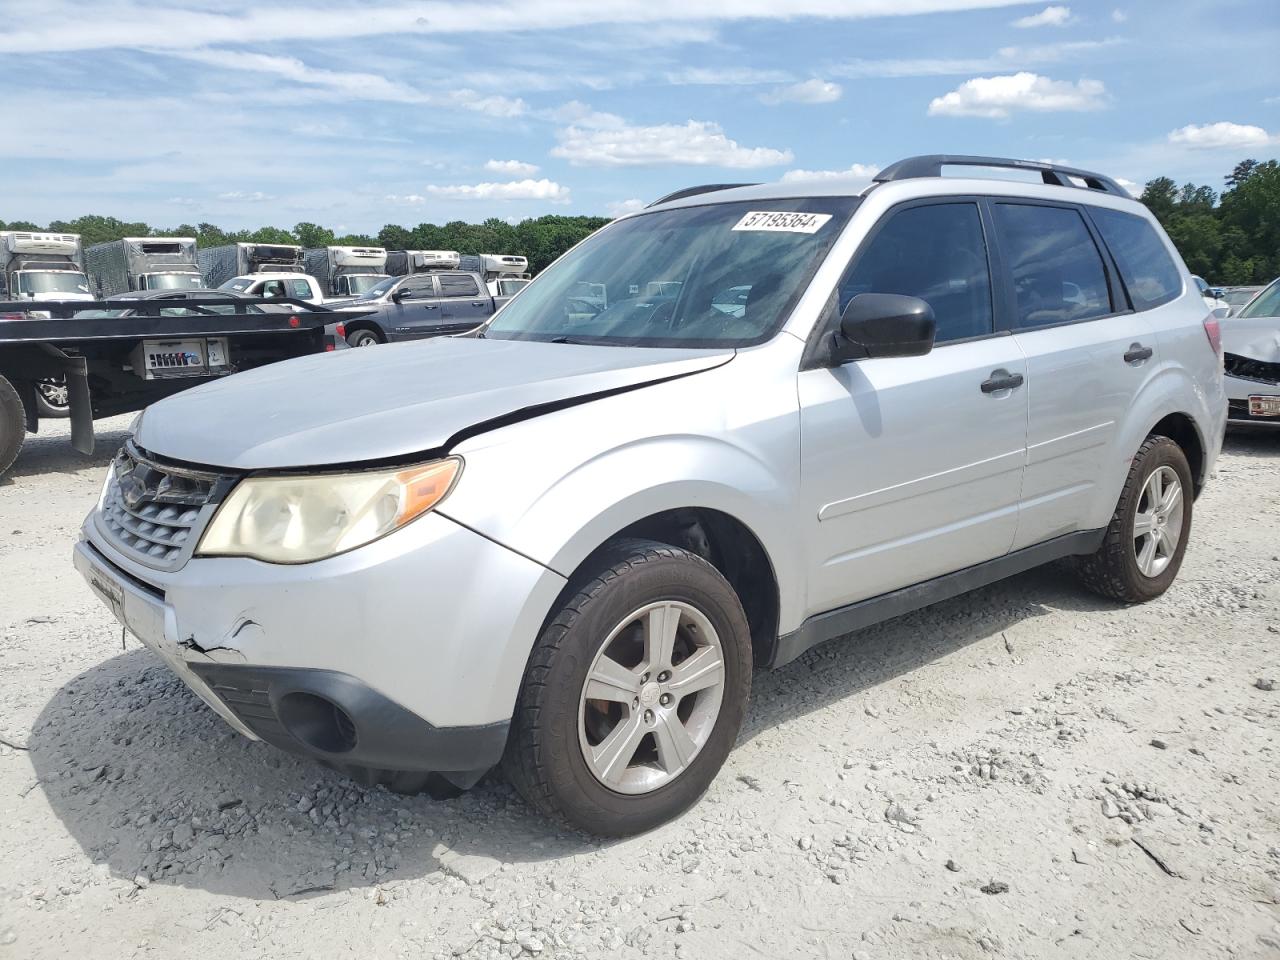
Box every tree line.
[3,157,1276,282]
[0,214,612,275]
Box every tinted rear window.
[440,274,480,297]
[993,203,1112,329]
[1090,208,1182,310]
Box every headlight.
[197,458,462,564]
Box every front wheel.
[503,539,752,836]
[346,328,382,348]
[1073,435,1193,603]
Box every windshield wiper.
[548,335,592,344]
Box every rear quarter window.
[1089,207,1183,310]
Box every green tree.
[294,222,335,248]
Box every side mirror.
[1209,287,1224,300]
[835,293,936,361]
[392,288,413,302]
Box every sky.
[0,0,1276,233]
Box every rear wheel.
[1073,435,1193,602]
[0,376,27,478]
[34,377,70,418]
[503,539,751,836]
[346,328,382,348]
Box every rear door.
[988,199,1162,549]
[437,273,493,330]
[798,199,1029,613]
[385,274,445,340]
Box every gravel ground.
[1,416,1278,959]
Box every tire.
[1073,435,1193,603]
[34,377,70,418]
[503,539,752,836]
[0,376,26,479]
[346,328,382,348]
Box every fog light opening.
[278,692,358,754]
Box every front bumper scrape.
[188,662,508,789]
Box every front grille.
[97,441,237,571]
[1224,352,1280,386]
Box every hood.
[1221,315,1280,362]
[137,336,733,469]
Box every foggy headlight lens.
[197,458,461,563]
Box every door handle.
[980,370,1025,394]
[1124,343,1153,364]
[423,303,437,309]
[471,301,485,306]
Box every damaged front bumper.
[74,506,568,784]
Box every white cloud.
[385,194,427,205]
[607,198,648,217]
[928,73,1107,118]
[1111,8,1127,22]
[552,114,793,168]
[0,2,1059,55]
[832,38,1124,78]
[217,190,275,202]
[760,79,843,105]
[1012,5,1072,28]
[666,67,794,86]
[780,163,880,183]
[1167,122,1274,149]
[422,179,572,202]
[485,159,540,175]
[167,49,526,118]
[1115,177,1140,197]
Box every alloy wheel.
[578,600,726,795]
[1132,464,1183,578]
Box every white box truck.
[304,246,390,298]
[85,237,204,298]
[198,242,304,289]
[385,250,461,276]
[0,231,92,303]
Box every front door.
[387,275,445,339]
[798,200,1029,615]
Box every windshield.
[347,274,389,295]
[16,271,91,296]
[483,197,858,347]
[144,272,205,291]
[1238,279,1280,319]
[353,276,399,300]
[220,278,253,293]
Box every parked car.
[75,155,1225,836]
[1192,275,1229,315]
[333,271,502,347]
[1222,276,1280,426]
[1221,285,1263,316]
[218,272,325,304]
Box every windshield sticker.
[732,211,832,234]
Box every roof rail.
[873,155,1128,197]
[647,183,759,208]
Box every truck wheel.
[35,377,71,418]
[346,328,382,348]
[0,376,26,478]
[503,539,752,836]
[1073,435,1193,603]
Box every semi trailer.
[385,250,460,276]
[304,246,390,298]
[198,242,303,289]
[0,231,92,303]
[85,237,204,298]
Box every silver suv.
[75,155,1226,836]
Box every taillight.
[335,322,346,338]
[1203,315,1221,355]
[288,315,301,328]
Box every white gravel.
[1,417,1279,959]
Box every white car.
[218,272,325,304]
[1222,276,1280,426]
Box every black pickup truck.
[0,295,366,479]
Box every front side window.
[1239,278,1280,319]
[838,202,993,343]
[401,276,435,298]
[288,279,313,298]
[994,203,1112,329]
[440,274,480,298]
[483,197,859,347]
[1089,208,1181,309]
